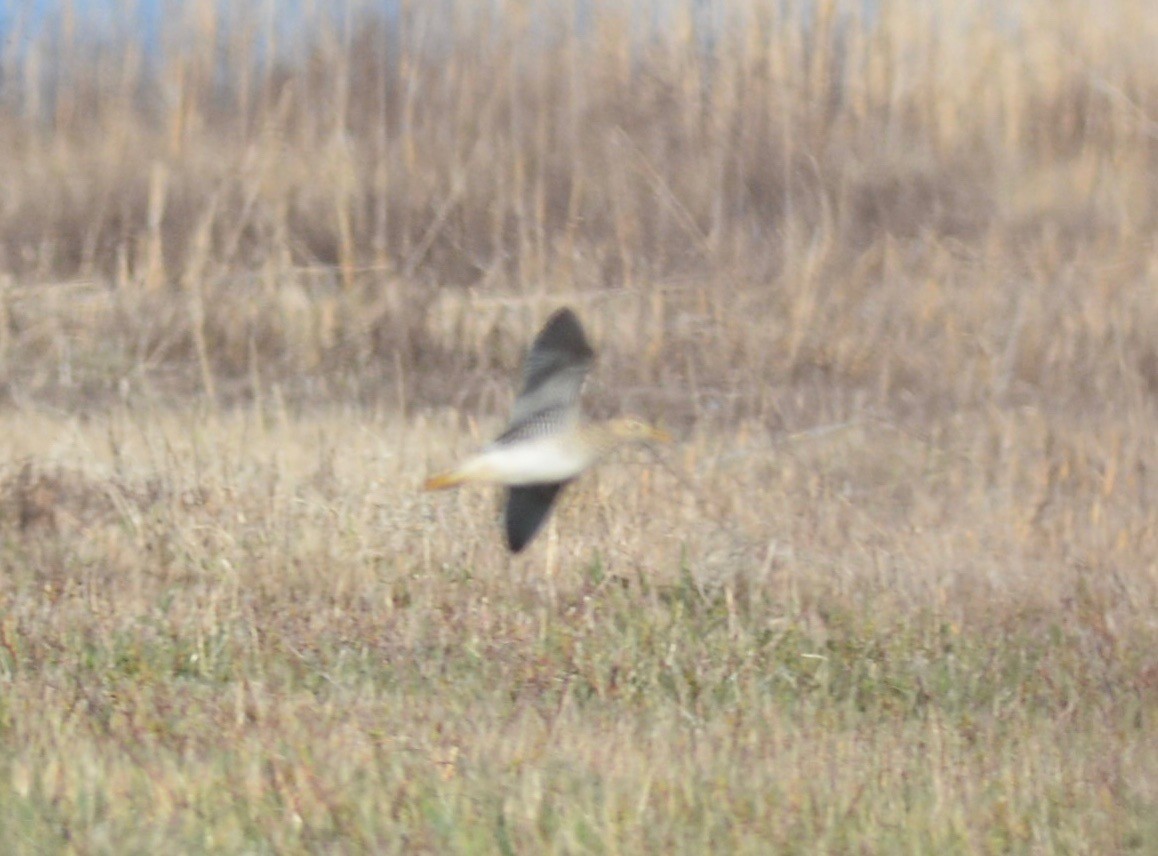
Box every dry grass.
[0,0,1156,851]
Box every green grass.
[0,604,1148,853]
[0,410,1152,853]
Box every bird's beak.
[647,426,673,443]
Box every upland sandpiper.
[423,307,670,552]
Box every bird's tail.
[422,469,468,491]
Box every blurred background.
[3,0,1154,432]
[1,4,1155,851]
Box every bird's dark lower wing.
[505,482,567,553]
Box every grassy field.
[1,0,1156,852]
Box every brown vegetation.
[0,0,1155,850]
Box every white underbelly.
[476,436,590,485]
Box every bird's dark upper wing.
[508,308,594,428]
[504,482,566,552]
[492,404,571,447]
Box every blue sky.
[1,1,403,45]
[1,1,892,59]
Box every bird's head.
[605,417,673,445]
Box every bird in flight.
[423,307,671,552]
